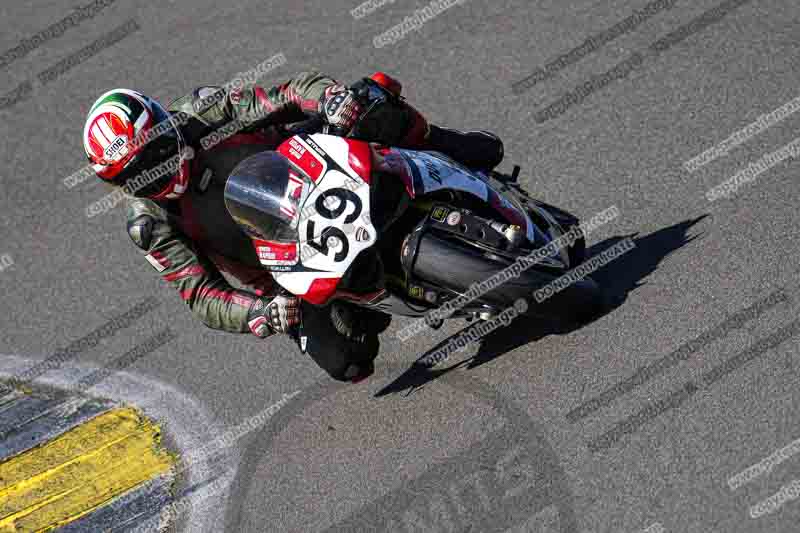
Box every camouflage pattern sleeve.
[255,70,339,121]
[125,197,260,334]
[170,71,338,131]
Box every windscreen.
[224,151,312,242]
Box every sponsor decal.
[422,156,444,183]
[254,240,299,267]
[287,138,306,160]
[355,227,370,242]
[104,135,128,161]
[409,285,423,299]
[304,136,327,157]
[279,137,325,181]
[431,206,449,222]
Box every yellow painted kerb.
[0,407,175,532]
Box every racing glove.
[319,84,364,135]
[247,295,301,337]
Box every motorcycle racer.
[82,71,504,382]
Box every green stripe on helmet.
[89,89,147,122]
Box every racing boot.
[425,125,504,171]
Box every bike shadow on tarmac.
[376,215,710,397]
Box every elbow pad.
[127,215,155,251]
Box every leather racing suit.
[124,71,504,381]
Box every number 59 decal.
[300,174,372,272]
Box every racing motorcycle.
[224,74,604,329]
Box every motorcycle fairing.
[391,149,550,246]
[265,134,379,304]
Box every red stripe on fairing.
[345,139,372,183]
[302,277,341,305]
[163,264,206,281]
[180,287,253,307]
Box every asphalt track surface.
[1,0,800,531]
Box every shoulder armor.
[168,87,227,127]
